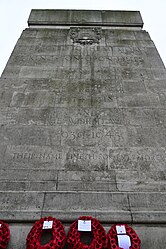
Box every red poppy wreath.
[0,220,10,249]
[26,217,66,249]
[67,216,107,249]
[107,224,141,249]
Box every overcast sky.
[0,0,166,76]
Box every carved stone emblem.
[70,27,102,45]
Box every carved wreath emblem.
[70,27,102,45]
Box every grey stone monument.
[0,9,166,248]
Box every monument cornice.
[28,9,143,28]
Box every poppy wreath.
[107,224,141,249]
[0,220,10,249]
[67,216,107,249]
[26,217,66,249]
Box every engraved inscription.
[9,146,166,173]
[113,46,144,56]
[7,146,109,171]
[12,151,108,162]
[61,127,126,147]
[0,108,124,126]
[13,152,62,161]
[109,147,166,170]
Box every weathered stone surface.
[0,126,61,146]
[58,170,117,191]
[0,192,44,220]
[129,192,166,223]
[0,9,166,248]
[42,192,131,222]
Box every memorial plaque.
[0,9,166,248]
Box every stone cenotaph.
[0,9,166,248]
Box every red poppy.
[26,217,66,249]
